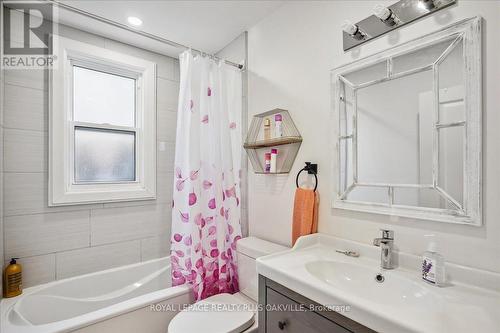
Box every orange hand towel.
[292,188,319,246]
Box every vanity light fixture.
[127,16,143,27]
[342,0,457,51]
[418,0,434,10]
[342,20,366,41]
[373,4,400,26]
[418,0,446,10]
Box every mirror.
[332,17,482,225]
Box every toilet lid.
[168,293,255,333]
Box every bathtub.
[1,257,192,333]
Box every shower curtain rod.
[46,0,245,70]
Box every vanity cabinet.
[258,275,376,333]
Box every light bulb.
[342,20,366,41]
[418,0,435,10]
[373,5,391,21]
[342,20,358,35]
[373,4,400,26]
[127,16,143,27]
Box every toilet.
[168,237,288,333]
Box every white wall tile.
[4,128,47,172]
[5,254,56,288]
[4,69,47,90]
[157,110,177,142]
[3,84,47,131]
[2,21,180,287]
[56,240,141,279]
[157,141,175,173]
[101,200,155,209]
[141,236,170,261]
[3,173,102,216]
[3,10,25,43]
[4,211,90,258]
[157,172,174,205]
[157,78,179,111]
[4,173,46,216]
[90,204,170,246]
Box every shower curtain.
[170,50,243,301]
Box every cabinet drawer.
[266,288,351,333]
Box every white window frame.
[49,36,156,206]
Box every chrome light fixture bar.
[343,0,457,51]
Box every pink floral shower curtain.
[170,51,243,301]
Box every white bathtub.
[1,257,192,333]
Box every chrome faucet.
[373,229,395,269]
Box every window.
[50,37,156,205]
[74,127,136,183]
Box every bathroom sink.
[305,260,438,308]
[256,234,500,333]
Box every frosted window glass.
[73,66,135,127]
[75,127,135,182]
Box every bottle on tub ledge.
[3,258,23,298]
[422,235,445,286]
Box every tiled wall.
[2,23,179,288]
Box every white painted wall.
[2,16,179,287]
[247,1,500,273]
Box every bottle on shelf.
[264,118,271,140]
[264,152,271,173]
[274,114,283,137]
[270,149,278,173]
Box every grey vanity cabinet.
[265,287,350,333]
[258,275,377,333]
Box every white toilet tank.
[236,237,288,301]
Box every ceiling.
[59,1,283,56]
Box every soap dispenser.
[422,236,445,286]
[3,258,23,298]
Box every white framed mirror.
[331,17,482,225]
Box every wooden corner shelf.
[244,109,303,174]
[243,136,303,149]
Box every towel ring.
[296,162,318,192]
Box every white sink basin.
[256,234,500,333]
[305,260,439,308]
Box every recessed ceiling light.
[127,16,143,27]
